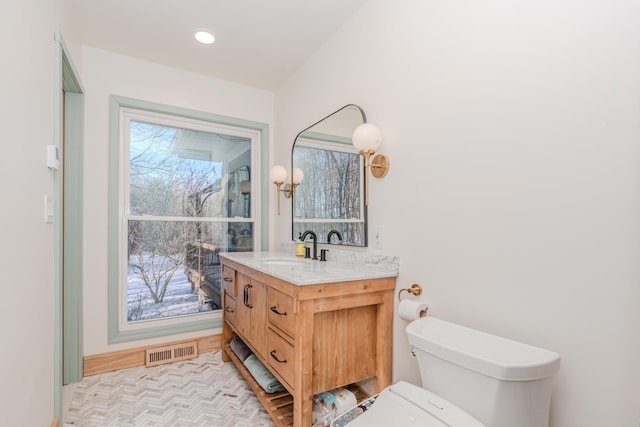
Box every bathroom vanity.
[219,251,398,427]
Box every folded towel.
[243,354,286,394]
[230,336,253,363]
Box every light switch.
[44,195,54,223]
[374,225,385,249]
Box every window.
[109,96,269,343]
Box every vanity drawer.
[222,265,236,297]
[268,287,295,337]
[267,328,295,388]
[223,292,237,328]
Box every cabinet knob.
[270,350,287,364]
[224,306,234,313]
[270,306,287,316]
[223,277,233,282]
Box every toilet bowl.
[332,317,560,427]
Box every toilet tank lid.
[406,317,561,381]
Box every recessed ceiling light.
[195,30,215,45]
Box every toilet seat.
[331,381,486,427]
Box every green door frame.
[53,30,84,419]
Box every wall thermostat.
[47,145,60,170]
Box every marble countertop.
[219,251,399,286]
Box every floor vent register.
[145,341,198,367]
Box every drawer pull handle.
[224,306,234,313]
[270,350,287,364]
[270,306,287,316]
[243,284,253,308]
[223,277,232,282]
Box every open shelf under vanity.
[224,342,369,427]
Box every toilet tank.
[406,317,560,427]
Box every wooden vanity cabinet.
[221,258,396,427]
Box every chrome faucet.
[301,230,318,260]
[327,230,343,244]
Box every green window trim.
[108,95,270,343]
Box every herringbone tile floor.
[64,351,275,426]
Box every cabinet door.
[249,280,267,359]
[237,272,252,339]
[236,273,268,359]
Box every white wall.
[0,0,81,425]
[275,1,640,426]
[82,47,275,355]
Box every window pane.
[127,220,210,321]
[129,120,251,218]
[127,220,253,322]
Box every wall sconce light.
[270,165,304,215]
[352,123,390,206]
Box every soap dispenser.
[295,233,305,257]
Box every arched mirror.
[291,104,367,246]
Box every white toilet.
[332,317,560,427]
